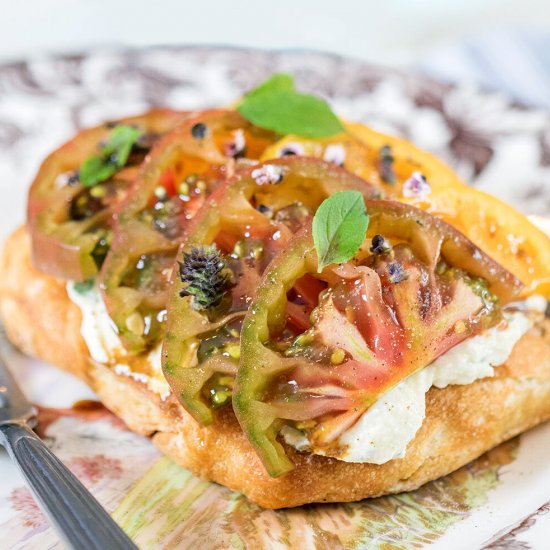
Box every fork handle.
[0,422,137,549]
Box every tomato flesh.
[234,200,523,477]
[28,109,186,281]
[264,125,550,301]
[99,110,277,352]
[162,157,382,425]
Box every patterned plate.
[0,46,549,550]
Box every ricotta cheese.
[67,282,125,363]
[68,280,540,453]
[284,311,532,464]
[67,282,171,400]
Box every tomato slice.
[162,157,382,425]
[263,124,550,300]
[234,200,523,477]
[346,122,550,299]
[27,109,186,281]
[99,110,277,352]
[416,184,550,298]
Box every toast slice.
[1,226,549,509]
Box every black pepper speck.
[191,122,208,139]
[370,234,392,255]
[379,145,396,184]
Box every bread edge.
[1,226,549,509]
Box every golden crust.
[1,226,550,509]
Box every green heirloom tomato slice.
[162,157,382,425]
[234,200,524,477]
[28,109,186,281]
[99,110,277,352]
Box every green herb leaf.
[79,155,118,187]
[102,125,142,166]
[245,73,295,99]
[80,124,142,187]
[238,74,345,138]
[72,279,95,294]
[312,191,369,272]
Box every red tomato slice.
[99,110,277,352]
[162,157,382,425]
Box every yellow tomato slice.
[411,184,550,297]
[261,123,550,298]
[348,122,550,298]
[260,132,383,187]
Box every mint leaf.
[80,124,142,187]
[80,155,117,187]
[238,75,344,138]
[245,73,295,99]
[312,191,369,272]
[102,125,142,167]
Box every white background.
[1,0,550,66]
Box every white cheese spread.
[68,279,542,457]
[67,282,171,400]
[283,311,533,464]
[67,282,125,364]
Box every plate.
[0,46,549,550]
